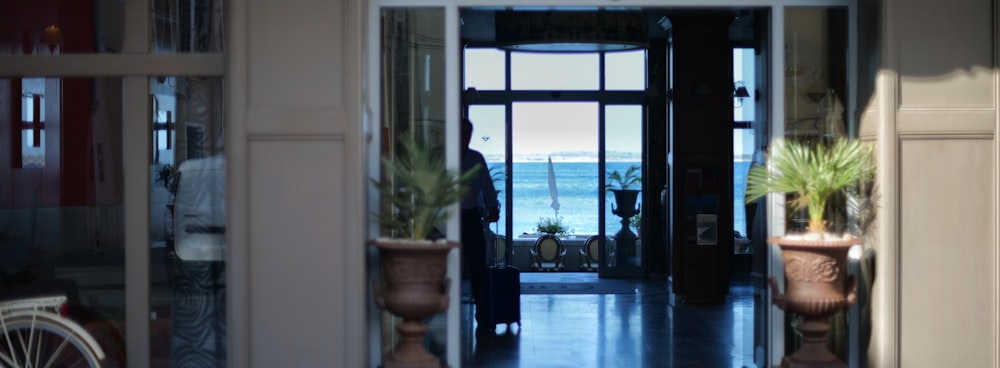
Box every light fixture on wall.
[733,81,750,108]
[40,25,63,53]
[495,10,648,52]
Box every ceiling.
[459,8,758,51]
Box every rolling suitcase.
[478,265,521,329]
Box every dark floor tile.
[456,272,756,368]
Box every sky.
[463,47,756,161]
[465,49,644,160]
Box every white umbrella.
[547,156,560,212]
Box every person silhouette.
[460,118,499,327]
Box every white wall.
[862,0,999,366]
[229,0,367,366]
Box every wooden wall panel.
[247,0,345,111]
[248,139,347,366]
[899,138,996,367]
[896,0,994,108]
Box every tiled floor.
[456,272,756,368]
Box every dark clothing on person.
[460,119,498,325]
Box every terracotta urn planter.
[610,188,640,263]
[768,235,860,368]
[371,239,459,368]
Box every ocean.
[489,161,752,237]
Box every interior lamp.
[40,25,63,53]
[733,81,751,108]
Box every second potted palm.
[745,138,875,367]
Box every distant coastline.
[484,150,641,163]
[485,151,752,162]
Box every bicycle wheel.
[0,311,104,368]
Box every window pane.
[151,76,226,366]
[733,48,756,121]
[378,7,452,362]
[511,53,599,90]
[785,7,848,234]
[512,102,598,236]
[605,50,646,91]
[604,105,642,269]
[784,7,848,139]
[1,77,128,365]
[2,0,223,54]
[733,128,755,236]
[20,78,47,168]
[464,49,506,90]
[468,105,506,236]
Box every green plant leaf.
[372,133,477,240]
[745,138,875,234]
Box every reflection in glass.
[2,0,223,54]
[784,7,848,233]
[150,76,226,367]
[19,78,47,168]
[1,77,127,366]
[379,7,451,364]
[784,8,848,139]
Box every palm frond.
[745,138,875,233]
[373,133,476,240]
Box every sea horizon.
[487,160,751,238]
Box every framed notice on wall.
[695,214,718,245]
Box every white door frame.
[0,3,225,368]
[364,1,857,367]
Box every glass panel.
[733,128,755,237]
[151,76,225,366]
[604,50,646,91]
[1,76,127,366]
[784,7,848,234]
[2,0,223,55]
[19,78,47,168]
[784,8,848,141]
[512,102,598,241]
[464,49,506,91]
[151,0,226,53]
[467,106,506,265]
[733,47,756,121]
[604,105,642,269]
[510,53,599,90]
[378,6,451,365]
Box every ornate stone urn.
[610,188,640,265]
[744,139,876,367]
[768,235,860,368]
[371,239,458,368]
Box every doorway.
[368,3,855,367]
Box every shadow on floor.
[435,272,757,368]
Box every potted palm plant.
[744,137,875,368]
[606,164,642,220]
[370,133,477,368]
[607,165,641,264]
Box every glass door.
[601,104,645,277]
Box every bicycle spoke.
[1,317,23,368]
[1,299,103,368]
[44,331,85,368]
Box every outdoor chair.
[578,235,602,271]
[529,234,566,272]
[493,235,513,266]
[578,235,617,270]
